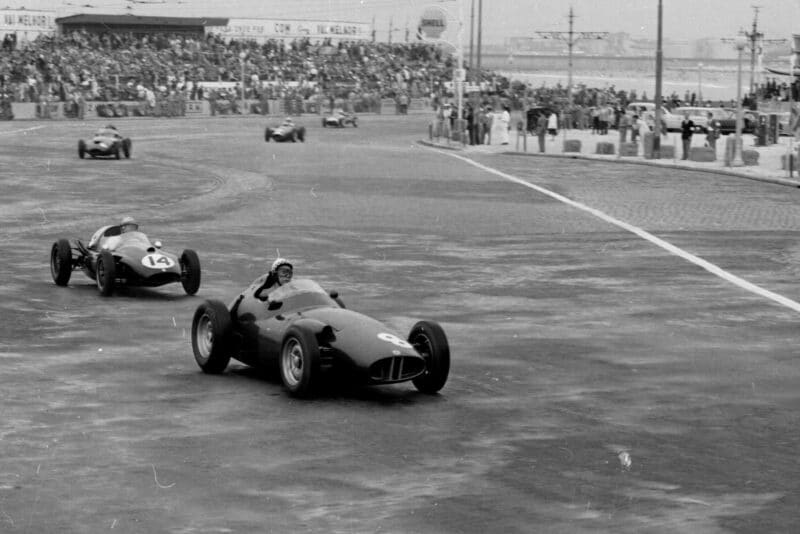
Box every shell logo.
[418,6,447,40]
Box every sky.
[6,0,800,46]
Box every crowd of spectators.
[0,27,792,122]
[0,29,460,115]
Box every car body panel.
[229,278,425,384]
[63,229,188,288]
[79,127,130,158]
[265,121,306,142]
[323,111,357,127]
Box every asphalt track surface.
[1,115,799,533]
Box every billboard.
[206,19,370,42]
[0,9,56,42]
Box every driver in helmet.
[88,215,139,250]
[254,258,293,301]
[119,216,138,233]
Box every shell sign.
[418,6,447,40]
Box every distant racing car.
[191,278,450,397]
[50,224,201,296]
[78,125,132,159]
[322,110,358,128]
[265,119,306,142]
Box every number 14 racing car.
[50,225,201,296]
[191,278,450,397]
[322,110,358,128]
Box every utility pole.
[469,0,475,80]
[743,6,786,94]
[476,0,482,87]
[535,7,608,118]
[371,16,375,43]
[388,17,393,44]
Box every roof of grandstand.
[55,14,229,27]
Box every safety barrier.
[1,98,432,121]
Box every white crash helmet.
[120,216,138,232]
[271,258,293,272]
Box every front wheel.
[409,321,450,394]
[191,300,232,374]
[180,249,201,295]
[50,238,72,286]
[280,326,320,397]
[122,138,132,158]
[78,140,86,159]
[297,127,306,142]
[265,128,272,142]
[96,250,116,296]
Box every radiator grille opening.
[369,356,424,382]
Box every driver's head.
[120,216,138,233]
[271,258,293,285]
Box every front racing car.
[190,278,450,397]
[265,121,306,142]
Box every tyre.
[298,127,305,142]
[78,140,86,159]
[265,127,272,142]
[290,131,297,142]
[113,144,120,160]
[280,326,321,397]
[409,320,450,394]
[322,118,327,127]
[353,119,358,128]
[96,250,116,296]
[180,249,201,295]
[191,300,232,374]
[338,119,343,127]
[50,238,72,286]
[122,138,132,158]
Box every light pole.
[239,51,247,114]
[697,62,703,103]
[732,35,747,167]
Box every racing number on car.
[141,253,175,269]
[378,332,413,349]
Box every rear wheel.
[113,144,121,160]
[265,127,272,142]
[122,138,131,158]
[50,238,72,286]
[409,321,450,394]
[96,250,116,296]
[280,326,320,397]
[322,118,327,127]
[191,300,232,374]
[297,127,305,142]
[78,140,86,159]
[180,249,201,295]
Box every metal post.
[733,37,746,167]
[653,0,663,159]
[239,51,246,115]
[476,0,482,89]
[698,62,703,103]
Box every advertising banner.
[207,18,370,42]
[0,9,56,42]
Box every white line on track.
[0,125,46,136]
[436,149,800,314]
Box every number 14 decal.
[141,253,175,269]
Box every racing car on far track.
[322,110,358,128]
[78,125,132,159]
[265,118,306,142]
[191,278,450,398]
[50,224,201,296]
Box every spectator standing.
[618,110,630,144]
[705,111,720,156]
[547,111,558,140]
[536,112,547,153]
[680,111,694,160]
